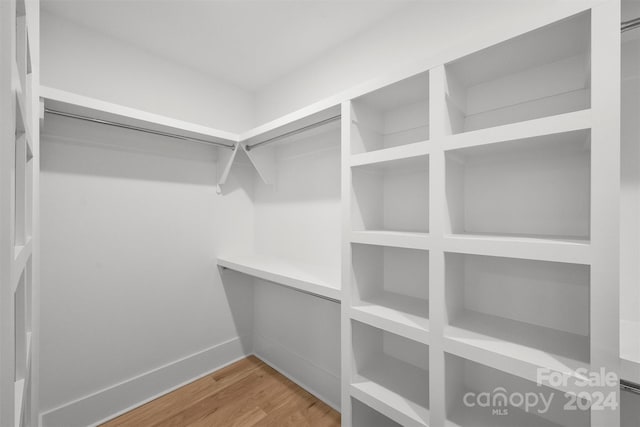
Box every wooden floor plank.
[103,357,265,427]
[101,356,339,427]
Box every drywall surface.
[39,115,255,425]
[253,1,598,125]
[621,37,640,324]
[251,128,342,408]
[41,11,254,132]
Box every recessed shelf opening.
[445,130,590,240]
[352,398,402,427]
[445,253,590,372]
[351,320,430,426]
[445,353,590,427]
[351,72,429,154]
[352,155,429,234]
[444,11,590,134]
[352,243,429,333]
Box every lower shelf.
[352,353,430,427]
[351,293,429,344]
[444,310,590,393]
[217,254,341,301]
[352,397,402,427]
[446,402,562,427]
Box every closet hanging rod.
[44,108,237,150]
[621,379,640,395]
[245,114,341,151]
[622,17,640,32]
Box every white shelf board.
[442,233,590,265]
[240,103,340,146]
[350,140,430,168]
[217,254,341,301]
[442,109,591,153]
[621,319,640,384]
[446,402,562,427]
[351,231,431,251]
[14,378,25,427]
[444,310,591,396]
[351,293,429,344]
[352,353,430,427]
[40,86,238,147]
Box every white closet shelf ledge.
[40,86,239,147]
[443,233,590,264]
[444,310,591,397]
[351,354,430,427]
[441,108,592,152]
[351,231,431,250]
[217,254,341,301]
[350,295,430,344]
[350,141,430,168]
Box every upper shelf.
[443,11,591,134]
[240,104,341,149]
[40,86,239,148]
[217,254,341,302]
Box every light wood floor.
[101,356,341,427]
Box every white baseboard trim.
[253,333,341,412]
[40,337,251,427]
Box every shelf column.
[590,1,621,426]
[428,65,447,427]
[340,100,354,426]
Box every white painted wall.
[250,127,342,409]
[41,11,254,132]
[39,116,256,425]
[253,0,597,125]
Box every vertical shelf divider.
[428,65,447,427]
[341,100,354,426]
[590,1,622,426]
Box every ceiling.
[41,0,416,92]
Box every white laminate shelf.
[350,140,430,168]
[445,402,562,427]
[621,319,640,384]
[217,254,341,302]
[443,233,590,265]
[444,310,591,396]
[351,231,431,250]
[351,353,430,427]
[351,293,429,344]
[442,109,591,152]
[40,86,238,147]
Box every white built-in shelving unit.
[343,4,620,427]
[1,0,39,426]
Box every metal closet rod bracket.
[244,114,341,151]
[44,108,237,150]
